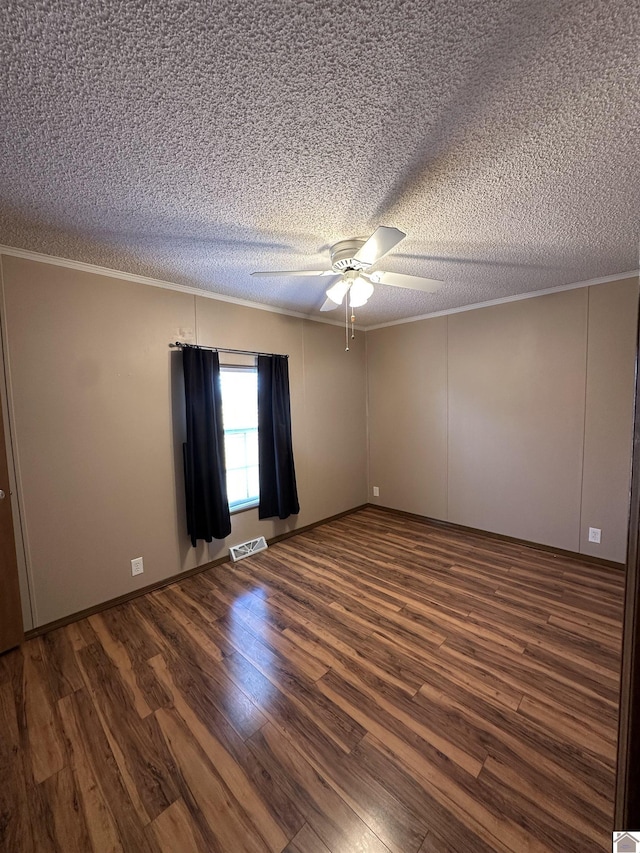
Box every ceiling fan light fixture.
[325,279,350,305]
[349,276,374,307]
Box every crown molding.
[364,270,640,331]
[0,244,366,330]
[1,243,636,333]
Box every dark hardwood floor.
[0,507,624,852]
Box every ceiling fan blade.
[353,226,406,266]
[251,269,333,277]
[320,297,340,312]
[368,270,443,293]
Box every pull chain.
[345,297,349,351]
[351,311,356,339]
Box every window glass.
[220,367,259,510]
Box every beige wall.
[367,279,638,563]
[580,280,638,559]
[447,289,588,551]
[0,256,367,627]
[367,317,448,519]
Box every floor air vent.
[229,536,268,562]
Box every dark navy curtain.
[257,355,300,520]
[182,347,231,545]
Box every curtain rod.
[169,342,288,359]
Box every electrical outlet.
[373,486,380,497]
[588,527,601,544]
[131,557,144,576]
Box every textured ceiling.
[0,0,638,326]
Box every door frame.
[0,255,34,633]
[615,292,640,827]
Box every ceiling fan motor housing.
[329,239,370,273]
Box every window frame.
[219,363,259,514]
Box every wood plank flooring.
[0,507,625,852]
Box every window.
[220,366,259,511]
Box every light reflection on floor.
[228,585,276,708]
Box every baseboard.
[24,503,367,640]
[367,503,626,571]
[23,556,229,640]
[267,504,369,547]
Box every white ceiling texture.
[0,0,638,326]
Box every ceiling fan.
[251,226,443,311]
